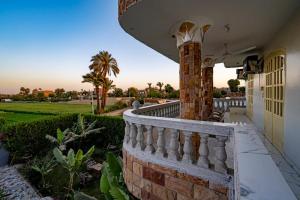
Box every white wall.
[252,74,264,131]
[264,10,300,171]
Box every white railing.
[213,97,246,112]
[133,100,180,117]
[123,101,235,186]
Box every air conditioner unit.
[236,69,245,80]
[243,55,264,74]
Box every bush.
[1,114,78,161]
[104,101,127,113]
[0,117,5,129]
[82,114,125,154]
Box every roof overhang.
[119,0,300,67]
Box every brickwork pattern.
[202,67,214,120]
[123,149,228,200]
[119,0,139,16]
[179,42,203,120]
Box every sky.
[0,0,242,94]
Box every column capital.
[202,57,215,68]
[173,21,211,48]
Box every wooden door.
[264,50,285,152]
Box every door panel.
[264,50,285,152]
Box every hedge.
[82,114,125,150]
[1,114,78,159]
[1,113,125,161]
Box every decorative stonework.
[123,149,229,200]
[179,42,203,120]
[118,0,139,16]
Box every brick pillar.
[179,42,202,120]
[202,66,213,120]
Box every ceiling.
[119,0,300,67]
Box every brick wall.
[202,67,214,120]
[123,149,229,200]
[179,42,203,120]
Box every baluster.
[136,124,145,150]
[168,129,179,161]
[129,123,137,148]
[145,125,154,153]
[156,127,166,157]
[215,136,228,174]
[124,121,130,144]
[197,133,209,168]
[222,100,225,110]
[182,131,193,164]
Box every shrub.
[104,101,127,113]
[82,115,125,152]
[1,114,78,160]
[0,117,5,129]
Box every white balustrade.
[213,97,246,111]
[123,101,234,176]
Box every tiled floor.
[226,112,300,199]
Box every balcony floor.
[225,110,300,200]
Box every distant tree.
[239,86,245,94]
[156,82,164,92]
[101,78,115,108]
[19,87,30,96]
[164,84,174,94]
[147,83,152,90]
[89,51,120,113]
[220,90,227,96]
[82,71,103,114]
[55,88,65,97]
[213,91,222,98]
[127,87,138,97]
[37,91,46,101]
[168,90,179,99]
[148,88,162,98]
[227,79,240,92]
[112,88,123,97]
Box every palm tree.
[89,51,120,112]
[157,82,164,92]
[82,71,102,114]
[101,78,115,111]
[147,83,152,90]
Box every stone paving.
[0,166,42,200]
[226,112,300,200]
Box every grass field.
[0,111,52,124]
[0,102,92,114]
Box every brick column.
[201,66,213,120]
[179,42,202,120]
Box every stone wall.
[123,149,229,200]
[202,67,214,120]
[179,42,203,120]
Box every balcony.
[122,99,297,200]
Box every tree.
[127,87,138,97]
[227,79,240,92]
[89,51,120,113]
[101,78,115,109]
[239,86,245,94]
[156,82,164,92]
[19,87,30,96]
[82,71,103,114]
[55,88,65,97]
[112,88,123,97]
[164,84,174,94]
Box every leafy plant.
[53,146,95,196]
[46,114,104,150]
[31,156,56,189]
[74,152,129,200]
[100,152,129,200]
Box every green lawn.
[0,102,92,114]
[0,111,52,124]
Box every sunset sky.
[0,0,242,94]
